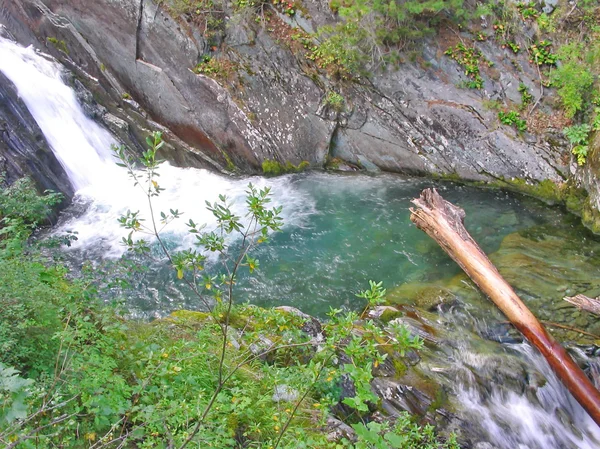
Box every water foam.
[455,344,600,449]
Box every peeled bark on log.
[410,188,600,427]
[564,294,600,317]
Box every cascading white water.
[0,36,314,257]
[453,344,600,449]
[0,37,119,190]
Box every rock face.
[0,0,570,184]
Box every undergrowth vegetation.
[0,135,459,448]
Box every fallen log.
[410,188,600,427]
[565,294,600,317]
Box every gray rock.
[326,416,356,442]
[0,0,568,185]
[272,384,299,403]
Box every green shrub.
[325,91,345,112]
[444,43,488,89]
[518,83,533,108]
[551,43,595,118]
[564,124,591,165]
[551,62,594,118]
[498,110,527,131]
[312,0,468,75]
[0,175,62,231]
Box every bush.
[551,43,595,118]
[498,110,527,131]
[0,175,62,235]
[313,0,468,75]
[564,124,591,165]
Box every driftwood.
[410,188,600,427]
[565,294,600,317]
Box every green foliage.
[166,0,225,39]
[564,124,591,165]
[536,12,556,33]
[592,106,600,131]
[325,90,345,112]
[311,0,468,75]
[551,44,595,118]
[194,55,239,83]
[529,40,557,66]
[504,40,521,54]
[350,413,459,449]
[516,1,538,20]
[444,43,487,89]
[0,363,34,426]
[498,110,527,131]
[518,83,533,109]
[0,175,62,236]
[46,37,68,54]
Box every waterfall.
[0,36,314,257]
[0,37,119,191]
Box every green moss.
[169,310,210,322]
[392,358,408,376]
[46,37,69,54]
[262,159,310,176]
[472,176,600,233]
[475,177,565,204]
[387,283,454,310]
[581,198,600,233]
[432,171,463,183]
[221,151,237,172]
[428,387,449,413]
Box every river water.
[2,36,600,448]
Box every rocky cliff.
[0,0,572,180]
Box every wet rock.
[387,316,442,346]
[388,283,456,311]
[474,443,497,449]
[372,377,433,417]
[326,416,356,443]
[276,306,323,339]
[249,335,274,360]
[272,384,299,403]
[542,0,559,14]
[103,113,129,132]
[367,305,402,322]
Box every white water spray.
[454,344,600,449]
[0,36,314,257]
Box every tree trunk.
[410,188,600,427]
[565,294,600,317]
